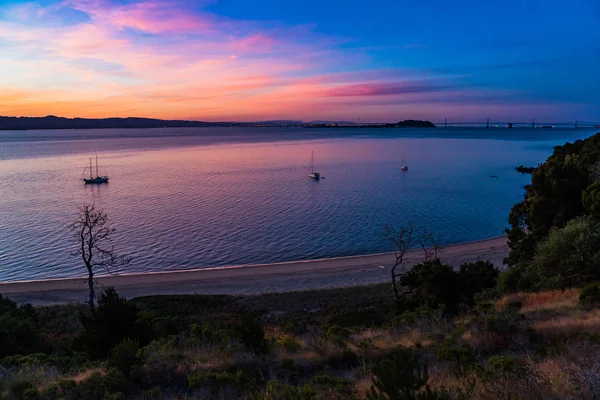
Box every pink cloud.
[0,0,576,122]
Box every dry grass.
[531,309,600,340]
[71,368,105,383]
[497,288,579,313]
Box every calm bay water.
[0,127,593,281]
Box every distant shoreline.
[0,116,436,130]
[0,236,507,305]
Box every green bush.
[497,265,529,293]
[397,260,461,313]
[309,374,354,396]
[528,217,600,289]
[21,388,40,400]
[108,339,141,376]
[77,287,152,359]
[367,348,448,400]
[41,384,59,399]
[188,370,253,395]
[326,349,359,369]
[235,315,268,354]
[189,323,227,344]
[0,295,44,357]
[103,393,126,400]
[78,372,106,399]
[103,368,132,395]
[277,334,302,354]
[488,356,515,372]
[10,381,36,398]
[141,386,162,399]
[505,133,600,268]
[579,283,600,306]
[457,261,499,305]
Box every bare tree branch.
[384,223,443,300]
[383,223,414,300]
[70,203,130,310]
[417,230,442,262]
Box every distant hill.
[307,119,437,128]
[0,116,239,130]
[0,116,436,130]
[386,120,437,128]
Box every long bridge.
[432,119,599,128]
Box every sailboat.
[83,156,109,184]
[308,151,321,180]
[401,152,408,171]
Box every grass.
[3,283,600,399]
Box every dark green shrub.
[10,381,35,397]
[103,393,126,400]
[77,287,151,359]
[458,261,499,304]
[0,295,44,357]
[529,217,600,289]
[277,334,302,353]
[21,388,40,400]
[189,323,227,344]
[497,265,529,293]
[326,349,360,369]
[108,339,141,376]
[506,300,523,311]
[488,356,515,372]
[309,374,354,396]
[234,315,268,354]
[57,378,77,392]
[505,133,600,268]
[483,309,521,335]
[188,370,253,395]
[103,368,132,395]
[141,386,162,399]
[41,384,59,399]
[435,343,478,376]
[367,348,448,400]
[78,371,106,399]
[579,283,600,306]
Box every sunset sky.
[1,0,599,122]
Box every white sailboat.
[83,156,109,184]
[401,152,408,171]
[308,151,321,180]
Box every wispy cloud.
[0,0,575,121]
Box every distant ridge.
[0,115,435,130]
[0,116,234,130]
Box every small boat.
[83,156,109,184]
[308,151,321,180]
[401,152,408,171]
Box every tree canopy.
[504,132,600,289]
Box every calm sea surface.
[0,127,594,281]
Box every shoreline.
[0,236,508,305]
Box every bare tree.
[384,224,443,300]
[70,203,129,310]
[383,223,414,299]
[417,230,442,262]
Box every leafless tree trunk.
[70,203,129,310]
[383,224,414,299]
[417,230,441,262]
[384,224,443,300]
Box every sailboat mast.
[89,157,93,179]
[95,155,99,177]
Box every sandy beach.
[0,236,508,305]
